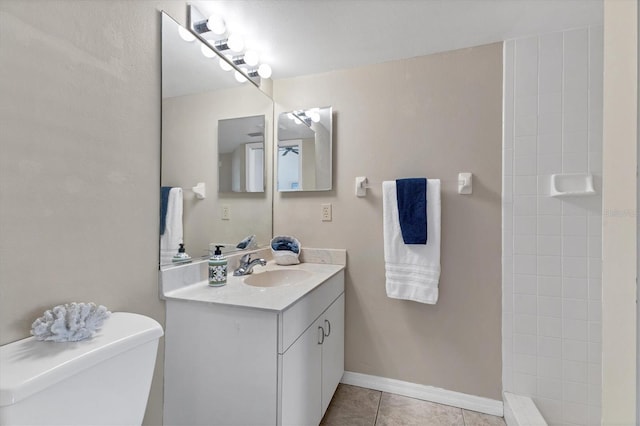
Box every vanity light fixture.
[213,34,244,53]
[232,55,247,66]
[232,51,260,67]
[247,64,272,79]
[193,14,226,35]
[243,50,260,67]
[189,4,272,83]
[258,64,272,79]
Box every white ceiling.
[192,0,603,80]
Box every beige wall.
[0,1,187,424]
[273,43,504,399]
[602,0,638,422]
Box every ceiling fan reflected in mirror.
[280,146,299,156]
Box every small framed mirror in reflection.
[277,106,332,192]
[218,115,265,193]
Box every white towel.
[382,179,441,304]
[160,188,183,265]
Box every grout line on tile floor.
[372,391,382,425]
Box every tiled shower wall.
[502,27,603,426]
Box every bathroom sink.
[243,269,312,287]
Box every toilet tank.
[0,312,163,426]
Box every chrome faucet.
[233,254,267,276]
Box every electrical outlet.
[221,205,230,220]
[321,203,332,222]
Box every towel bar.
[355,174,473,197]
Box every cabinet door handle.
[318,326,325,345]
[324,319,331,337]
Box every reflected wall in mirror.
[161,12,273,266]
[277,107,333,191]
[218,115,265,193]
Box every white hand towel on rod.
[382,179,441,304]
[160,187,184,265]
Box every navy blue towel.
[396,178,427,244]
[160,186,172,235]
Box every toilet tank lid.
[0,312,163,407]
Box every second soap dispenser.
[172,243,191,264]
[208,245,227,287]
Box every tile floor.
[321,384,506,426]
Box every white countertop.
[163,260,345,312]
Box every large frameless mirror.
[161,12,273,266]
[277,107,333,192]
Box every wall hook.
[192,182,206,199]
[458,173,472,194]
[355,176,368,197]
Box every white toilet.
[0,312,163,425]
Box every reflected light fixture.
[219,54,233,71]
[235,69,248,83]
[287,110,313,127]
[200,43,216,58]
[178,26,196,42]
[306,109,321,123]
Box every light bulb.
[219,55,233,71]
[200,43,216,58]
[287,113,294,120]
[227,34,244,52]
[293,117,302,125]
[257,63,272,79]
[309,111,321,123]
[178,26,195,42]
[235,70,248,83]
[206,15,226,35]
[243,50,259,66]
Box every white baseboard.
[341,371,504,417]
[503,392,547,426]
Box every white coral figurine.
[31,302,111,342]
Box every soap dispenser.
[208,245,227,286]
[172,243,191,263]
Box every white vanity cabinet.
[163,269,345,426]
[280,294,344,425]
